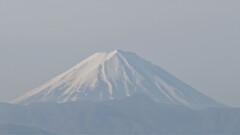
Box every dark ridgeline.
[0,95,240,134]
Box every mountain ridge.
[1,96,239,134]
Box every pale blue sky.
[0,0,240,107]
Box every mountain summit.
[12,50,223,108]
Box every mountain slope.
[12,50,224,108]
[1,98,239,134]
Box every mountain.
[1,97,240,134]
[12,50,224,108]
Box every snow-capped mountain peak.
[12,50,224,108]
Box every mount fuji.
[12,50,224,108]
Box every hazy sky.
[0,0,240,107]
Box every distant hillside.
[1,95,240,134]
[0,123,51,134]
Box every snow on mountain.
[12,50,224,108]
